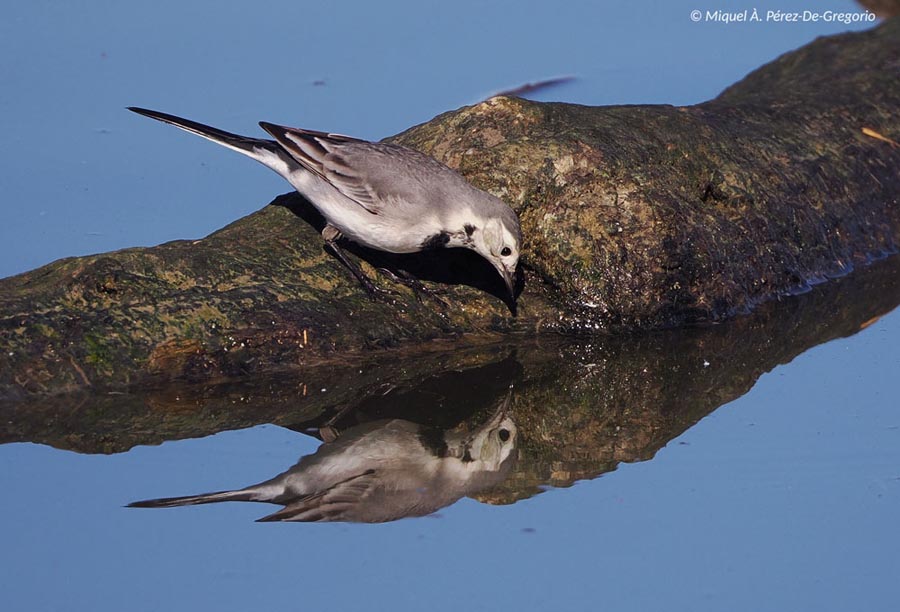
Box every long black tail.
[127,488,255,508]
[127,107,284,165]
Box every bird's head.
[469,207,521,300]
[448,386,518,471]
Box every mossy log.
[1,19,898,398]
[3,253,898,507]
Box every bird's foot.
[356,272,402,302]
[378,268,450,307]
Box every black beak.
[501,268,516,302]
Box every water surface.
[1,1,894,610]
[3,256,899,611]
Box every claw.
[377,267,450,307]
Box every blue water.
[2,1,896,611]
[3,305,898,611]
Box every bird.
[128,107,522,301]
[128,392,517,523]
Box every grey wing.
[258,122,387,215]
[259,122,456,217]
[255,470,380,523]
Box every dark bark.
[3,254,898,505]
[1,19,898,397]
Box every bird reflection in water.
[129,390,517,523]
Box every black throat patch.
[417,427,449,458]
[420,231,451,250]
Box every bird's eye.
[498,429,510,442]
[500,247,512,257]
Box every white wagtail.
[128,393,517,522]
[128,107,522,301]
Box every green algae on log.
[1,19,898,397]
[4,253,898,508]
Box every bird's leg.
[376,267,449,307]
[321,226,445,307]
[318,402,358,443]
[319,426,340,443]
[322,225,397,299]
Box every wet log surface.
[3,251,898,503]
[1,19,897,397]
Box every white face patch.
[493,225,520,271]
[483,219,504,256]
